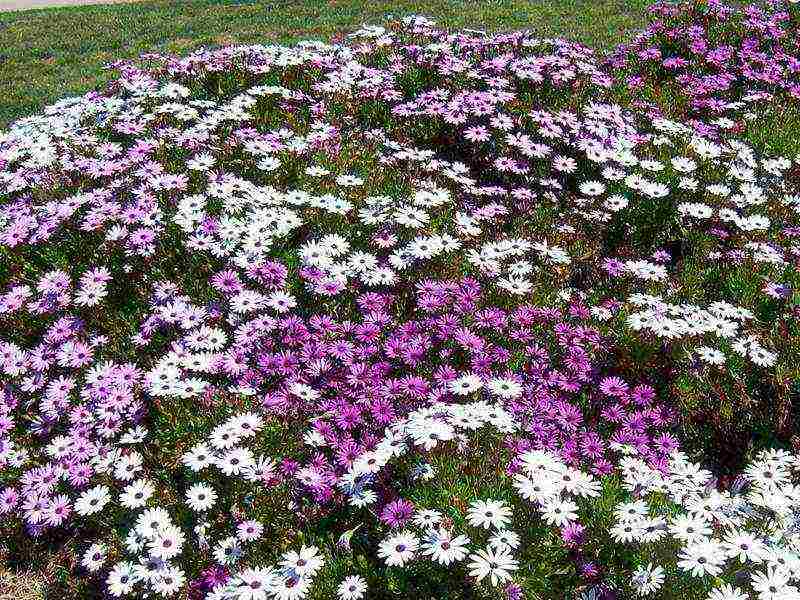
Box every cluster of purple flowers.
[608,0,800,132]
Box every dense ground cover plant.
[0,1,799,598]
[607,0,800,153]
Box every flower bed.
[1,2,800,599]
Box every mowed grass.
[0,0,653,128]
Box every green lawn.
[0,0,652,128]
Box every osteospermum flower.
[487,378,523,399]
[488,530,520,550]
[185,483,217,512]
[148,524,186,560]
[467,546,519,586]
[614,500,649,523]
[631,563,665,595]
[237,520,264,542]
[579,180,606,196]
[182,444,215,472]
[42,494,72,527]
[723,530,767,564]
[540,498,579,527]
[677,541,725,577]
[380,498,415,528]
[235,567,279,600]
[610,521,645,544]
[269,573,310,600]
[120,479,155,510]
[669,514,712,544]
[214,536,243,566]
[106,561,137,597]
[412,508,443,529]
[337,575,367,600]
[74,485,111,516]
[449,373,483,395]
[135,507,172,539]
[279,545,324,578]
[706,584,748,600]
[749,567,794,600]
[408,419,455,451]
[81,542,107,573]
[349,489,378,507]
[378,531,419,567]
[467,499,513,530]
[422,528,471,566]
[599,376,629,398]
[696,346,726,366]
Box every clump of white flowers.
[614,449,800,598]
